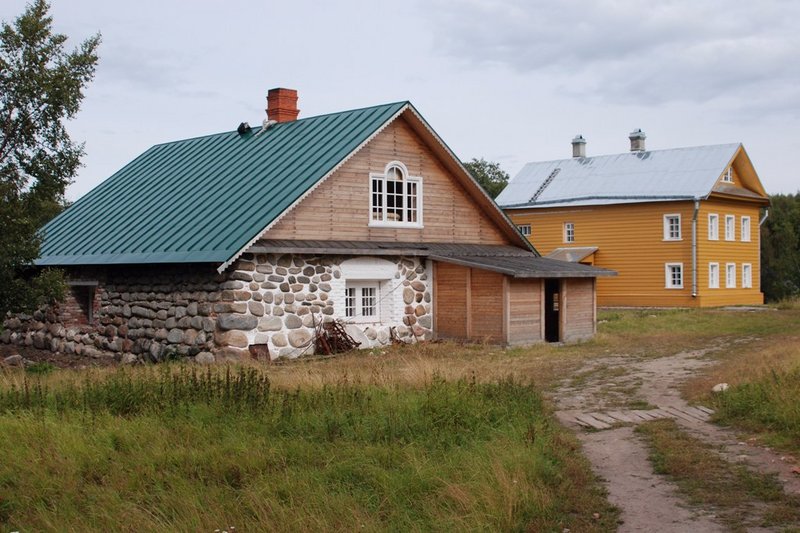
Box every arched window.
[369,161,423,227]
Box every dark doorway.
[544,279,561,342]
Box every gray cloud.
[428,0,800,110]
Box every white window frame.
[665,263,684,289]
[708,213,719,240]
[564,222,575,243]
[708,262,719,289]
[344,281,380,323]
[369,161,423,228]
[742,263,752,289]
[725,215,735,241]
[517,224,531,237]
[721,168,733,183]
[725,263,736,288]
[741,216,751,242]
[663,214,682,241]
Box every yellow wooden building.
[496,132,769,307]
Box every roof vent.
[629,129,646,152]
[237,122,251,135]
[572,134,586,158]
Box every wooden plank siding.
[562,278,595,341]
[469,269,505,342]
[262,116,510,245]
[507,198,764,307]
[507,278,543,345]
[433,262,469,339]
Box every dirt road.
[551,343,799,532]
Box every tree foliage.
[0,0,99,313]
[761,193,800,302]
[463,157,509,199]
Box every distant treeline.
[761,193,800,302]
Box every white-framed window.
[708,214,719,240]
[741,216,751,242]
[725,215,735,241]
[726,263,736,288]
[517,224,531,237]
[344,282,379,322]
[665,263,684,289]
[708,262,720,289]
[564,222,575,243]
[742,263,752,288]
[721,168,733,183]
[663,214,681,240]
[369,161,423,227]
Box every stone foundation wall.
[1,254,434,362]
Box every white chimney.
[629,129,646,152]
[572,134,586,158]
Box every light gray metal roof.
[546,247,598,263]
[497,143,742,209]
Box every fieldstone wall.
[1,254,434,362]
[222,253,432,359]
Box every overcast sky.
[3,0,798,200]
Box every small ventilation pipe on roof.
[572,134,586,158]
[237,122,251,135]
[692,199,699,297]
[629,129,646,152]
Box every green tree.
[761,193,800,302]
[463,157,509,199]
[0,0,100,313]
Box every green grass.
[0,367,618,532]
[711,367,800,452]
[637,419,800,531]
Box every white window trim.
[517,224,531,237]
[564,222,575,243]
[708,213,719,241]
[368,161,423,228]
[721,168,733,183]
[741,216,751,242]
[665,263,684,289]
[708,262,720,289]
[663,214,682,241]
[344,281,381,323]
[725,262,736,288]
[724,215,735,241]
[742,263,752,289]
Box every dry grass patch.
[637,419,800,532]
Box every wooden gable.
[262,115,513,245]
[714,145,768,199]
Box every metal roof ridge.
[519,142,742,167]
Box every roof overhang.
[430,255,616,278]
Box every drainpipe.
[692,199,699,297]
[759,208,769,226]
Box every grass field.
[1,306,799,531]
[0,366,617,532]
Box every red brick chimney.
[266,88,299,123]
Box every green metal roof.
[37,101,409,267]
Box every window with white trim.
[663,214,681,240]
[721,168,733,183]
[726,263,736,288]
[517,224,531,237]
[725,215,735,241]
[742,263,752,288]
[564,222,575,243]
[369,161,422,227]
[708,262,719,289]
[665,263,684,289]
[708,214,719,240]
[741,216,751,242]
[344,282,379,322]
